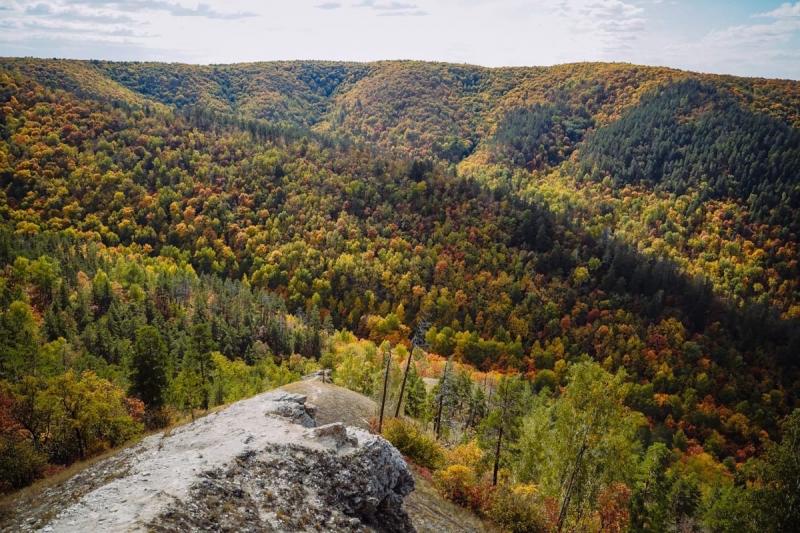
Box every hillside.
[0,58,799,530]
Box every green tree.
[91,270,113,315]
[188,322,215,409]
[703,484,758,533]
[170,365,205,419]
[45,370,141,460]
[669,474,700,531]
[752,408,800,531]
[404,362,428,420]
[630,443,672,532]
[131,326,168,411]
[478,374,530,485]
[516,362,644,531]
[0,301,41,380]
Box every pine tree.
[630,443,672,532]
[478,374,529,485]
[0,301,41,380]
[131,326,168,410]
[395,319,428,417]
[404,363,428,420]
[189,322,215,409]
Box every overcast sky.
[0,1,798,79]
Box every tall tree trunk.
[200,358,209,410]
[75,428,85,460]
[434,358,450,439]
[378,347,391,432]
[492,425,504,486]
[557,439,588,532]
[394,345,413,418]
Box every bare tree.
[377,345,392,433]
[394,318,429,417]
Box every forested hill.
[0,58,799,525]
[5,58,798,228]
[4,58,800,148]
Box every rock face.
[28,391,415,532]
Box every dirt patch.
[282,379,377,430]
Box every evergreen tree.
[404,362,427,420]
[752,409,800,531]
[0,301,41,380]
[131,326,168,411]
[478,374,529,485]
[188,322,215,409]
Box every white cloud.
[757,2,800,19]
[24,3,136,24]
[354,0,428,16]
[66,0,257,20]
[0,0,796,79]
[645,2,800,79]
[546,0,648,56]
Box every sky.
[0,0,798,79]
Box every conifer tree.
[131,326,168,411]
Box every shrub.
[435,440,492,510]
[435,465,497,512]
[533,369,558,392]
[444,440,483,470]
[487,483,547,533]
[0,437,46,492]
[435,464,476,505]
[382,418,444,470]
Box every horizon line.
[1,55,798,82]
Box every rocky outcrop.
[23,390,414,532]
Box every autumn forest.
[0,58,798,531]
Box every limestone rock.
[20,390,414,532]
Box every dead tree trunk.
[492,425,504,486]
[394,346,413,418]
[434,357,450,439]
[378,347,391,433]
[394,319,428,418]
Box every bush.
[444,440,483,469]
[435,464,476,505]
[0,437,46,492]
[382,418,444,470]
[533,369,558,392]
[487,483,547,533]
[435,440,492,510]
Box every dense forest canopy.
[0,58,798,530]
[579,80,800,233]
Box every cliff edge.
[4,390,415,532]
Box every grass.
[0,442,129,526]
